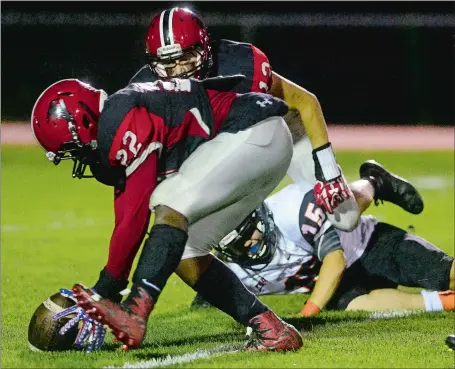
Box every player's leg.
[176,187,278,320]
[342,159,424,216]
[173,169,303,351]
[143,114,292,295]
[348,179,375,214]
[359,160,424,214]
[389,233,454,291]
[346,288,454,312]
[356,224,455,313]
[147,115,293,316]
[324,263,386,312]
[287,143,423,232]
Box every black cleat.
[189,293,213,309]
[446,334,455,350]
[359,160,424,214]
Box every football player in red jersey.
[131,7,373,232]
[31,77,303,352]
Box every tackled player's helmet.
[215,203,277,268]
[145,7,213,79]
[31,79,108,179]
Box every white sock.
[421,290,443,312]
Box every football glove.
[52,288,106,353]
[312,143,351,214]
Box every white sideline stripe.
[2,218,112,233]
[409,176,454,190]
[105,344,241,369]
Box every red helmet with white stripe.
[145,7,212,79]
[31,79,108,178]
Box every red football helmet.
[31,79,108,178]
[145,7,212,79]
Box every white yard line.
[107,309,430,369]
[408,176,454,190]
[2,218,112,233]
[105,344,241,369]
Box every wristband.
[312,142,341,182]
[300,300,321,317]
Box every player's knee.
[328,197,360,231]
[345,294,370,311]
[154,205,188,232]
[176,255,214,287]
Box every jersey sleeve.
[314,226,343,262]
[104,151,158,280]
[108,106,164,177]
[299,190,342,261]
[250,44,273,93]
[102,106,164,280]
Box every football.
[28,292,79,352]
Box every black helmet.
[215,203,277,268]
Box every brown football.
[28,292,79,351]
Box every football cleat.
[72,284,154,350]
[244,310,303,352]
[359,160,424,214]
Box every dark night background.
[2,1,454,125]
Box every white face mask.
[153,49,202,78]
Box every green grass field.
[2,146,454,368]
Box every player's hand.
[314,178,351,214]
[52,288,107,353]
[312,143,351,214]
[300,301,321,317]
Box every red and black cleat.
[71,284,154,350]
[244,310,303,352]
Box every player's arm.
[251,44,353,217]
[98,107,161,286]
[269,72,328,148]
[300,227,346,316]
[103,152,158,281]
[301,249,345,316]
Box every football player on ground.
[191,161,454,316]
[31,76,303,352]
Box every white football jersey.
[224,183,378,295]
[224,230,319,296]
